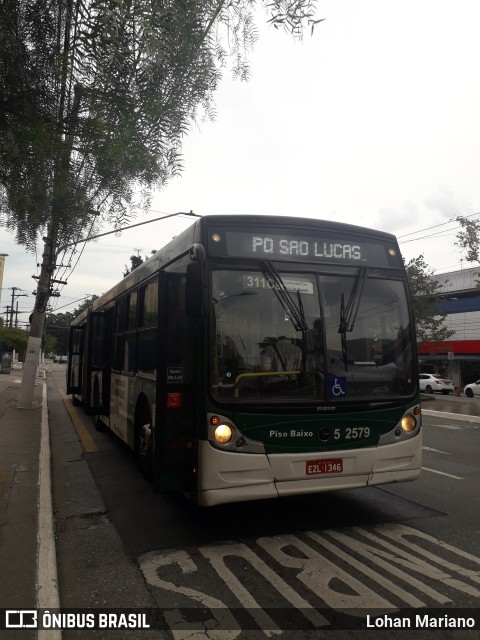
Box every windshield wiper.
[260,261,308,333]
[260,261,309,370]
[338,266,367,371]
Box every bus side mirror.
[186,262,204,318]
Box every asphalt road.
[47,365,480,639]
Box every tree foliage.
[455,215,480,271]
[0,326,29,357]
[0,0,322,251]
[1,0,322,406]
[123,249,156,277]
[405,255,454,343]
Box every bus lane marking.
[308,530,447,604]
[200,541,328,634]
[255,534,395,612]
[284,532,425,608]
[138,524,480,634]
[370,524,480,586]
[139,548,240,640]
[348,526,480,597]
[317,530,452,605]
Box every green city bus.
[67,215,421,506]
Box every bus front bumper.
[196,432,422,507]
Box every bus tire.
[94,414,105,431]
[72,394,81,406]
[135,404,153,481]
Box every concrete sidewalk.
[0,365,156,638]
[0,365,56,638]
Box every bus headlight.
[214,423,234,444]
[401,414,417,432]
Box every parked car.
[53,355,68,364]
[464,381,480,398]
[419,373,455,395]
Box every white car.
[419,373,455,395]
[464,381,480,398]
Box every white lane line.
[429,424,464,430]
[422,446,450,455]
[421,466,463,480]
[36,382,62,640]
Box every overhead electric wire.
[396,211,480,239]
[47,211,196,313]
[397,211,480,246]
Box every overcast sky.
[2,0,480,323]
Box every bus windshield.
[211,269,415,404]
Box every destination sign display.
[207,228,400,267]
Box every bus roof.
[72,215,400,324]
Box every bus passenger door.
[67,325,85,396]
[154,269,197,493]
[87,309,113,415]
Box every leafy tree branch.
[405,254,454,344]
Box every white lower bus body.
[197,431,422,507]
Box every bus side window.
[113,298,125,371]
[124,291,138,373]
[165,272,194,383]
[138,280,158,376]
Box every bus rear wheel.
[136,409,153,480]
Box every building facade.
[418,266,480,388]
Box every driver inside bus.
[261,336,302,373]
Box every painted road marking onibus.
[139,524,480,637]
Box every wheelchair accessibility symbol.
[328,374,347,398]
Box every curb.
[36,381,61,639]
[422,409,480,424]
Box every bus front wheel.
[136,408,153,480]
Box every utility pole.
[10,287,18,327]
[18,232,54,408]
[7,288,29,327]
[18,211,198,409]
